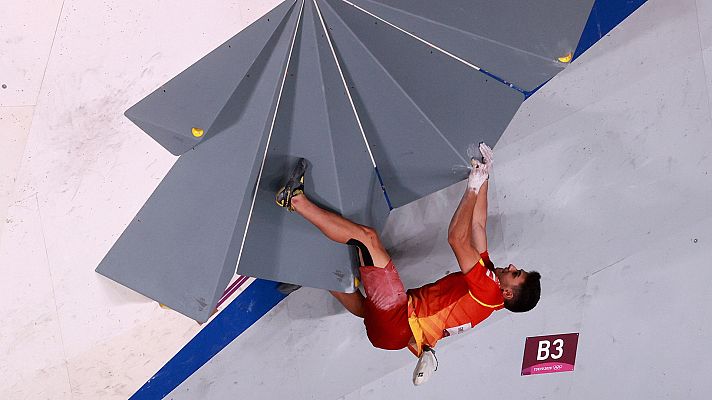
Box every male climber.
[275,143,541,385]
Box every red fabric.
[359,261,411,350]
[406,252,504,355]
[480,251,495,271]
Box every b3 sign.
[521,333,579,376]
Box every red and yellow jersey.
[406,255,504,356]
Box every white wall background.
[1,0,711,399]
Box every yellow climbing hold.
[192,127,205,138]
[558,52,573,63]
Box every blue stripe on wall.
[130,279,287,400]
[574,0,648,59]
[526,0,647,98]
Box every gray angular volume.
[101,0,593,321]
[343,0,595,92]
[125,0,297,155]
[96,2,302,323]
[237,0,390,291]
[319,0,523,208]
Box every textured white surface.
[0,1,279,399]
[2,0,712,399]
[698,0,712,50]
[0,106,33,246]
[0,0,64,106]
[572,219,712,399]
[0,195,72,399]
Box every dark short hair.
[504,271,541,313]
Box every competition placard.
[521,333,579,376]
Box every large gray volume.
[319,0,523,208]
[124,1,298,155]
[237,0,390,292]
[99,0,593,322]
[342,0,595,92]
[96,2,302,323]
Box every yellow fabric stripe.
[407,316,424,356]
[479,258,485,266]
[407,297,424,356]
[469,291,503,308]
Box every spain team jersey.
[406,256,504,356]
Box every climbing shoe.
[275,158,307,211]
[412,346,438,386]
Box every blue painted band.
[130,279,287,400]
[574,0,647,60]
[525,0,647,99]
[478,67,527,95]
[374,166,394,210]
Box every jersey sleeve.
[463,254,504,307]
